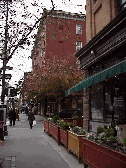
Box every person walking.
[25,106,29,116]
[28,108,35,129]
[9,108,16,126]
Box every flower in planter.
[72,126,86,135]
[86,126,126,154]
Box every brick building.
[31,10,86,116]
[32,10,86,72]
[65,0,126,138]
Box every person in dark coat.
[25,106,29,116]
[9,108,16,126]
[28,109,35,129]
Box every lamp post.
[1,0,9,104]
[0,0,12,137]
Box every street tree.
[22,54,84,102]
[0,0,55,102]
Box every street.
[0,114,84,168]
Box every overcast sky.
[1,0,86,89]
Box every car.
[55,108,83,119]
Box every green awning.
[65,60,126,97]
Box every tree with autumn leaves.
[22,54,83,102]
[21,9,85,103]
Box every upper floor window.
[76,41,82,52]
[59,25,63,30]
[93,0,97,4]
[76,24,82,34]
[120,0,126,10]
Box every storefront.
[65,8,126,132]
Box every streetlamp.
[0,0,12,137]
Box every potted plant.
[59,120,70,147]
[83,126,126,168]
[67,126,86,162]
[48,115,60,145]
[44,118,51,134]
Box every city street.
[0,114,84,168]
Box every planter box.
[49,122,60,145]
[67,131,85,162]
[60,127,68,148]
[83,137,126,168]
[44,120,49,134]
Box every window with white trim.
[76,41,82,52]
[76,24,82,34]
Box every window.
[93,0,97,4]
[76,41,82,51]
[90,83,104,121]
[59,25,63,30]
[120,0,126,10]
[76,24,82,34]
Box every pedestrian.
[25,106,29,116]
[28,107,35,129]
[9,108,16,126]
[15,108,19,121]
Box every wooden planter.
[49,122,60,145]
[59,127,68,148]
[67,130,85,162]
[44,120,49,134]
[83,137,126,168]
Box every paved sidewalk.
[0,156,16,168]
[0,114,84,168]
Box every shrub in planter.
[52,115,60,124]
[86,126,126,154]
[59,120,69,147]
[61,122,69,130]
[73,126,86,135]
[68,127,86,162]
[83,126,126,168]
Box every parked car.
[55,108,83,119]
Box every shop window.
[76,24,82,34]
[90,83,104,121]
[76,41,82,52]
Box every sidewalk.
[0,114,84,168]
[0,156,16,168]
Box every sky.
[0,0,86,89]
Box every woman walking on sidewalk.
[9,108,16,126]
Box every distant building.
[31,10,86,116]
[32,10,86,72]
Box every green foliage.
[72,126,86,135]
[52,115,60,124]
[124,138,126,145]
[85,126,126,153]
[104,127,114,138]
[73,126,79,134]
[109,136,115,143]
[97,126,104,135]
[61,122,69,130]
